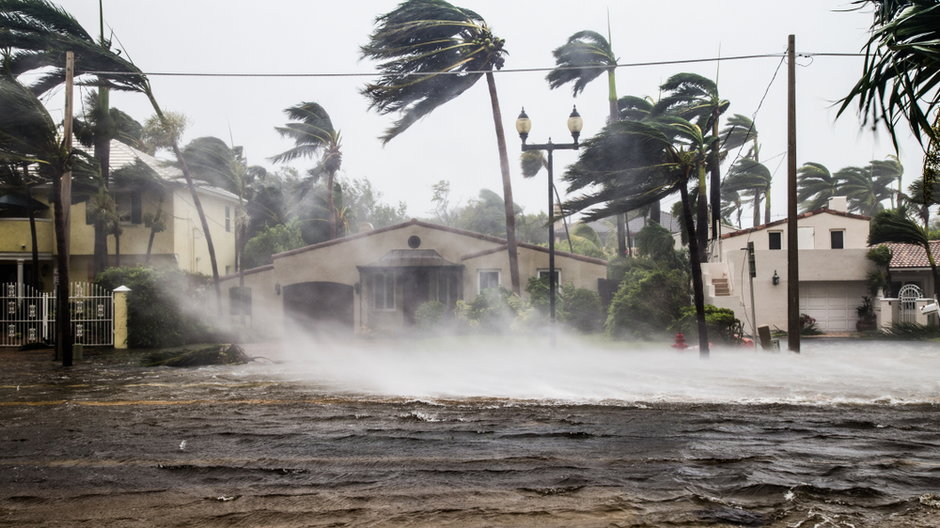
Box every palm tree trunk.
[710,115,721,239]
[696,165,709,262]
[114,231,120,267]
[485,71,520,295]
[52,172,72,365]
[752,188,762,227]
[607,67,628,257]
[327,169,337,239]
[145,195,163,263]
[92,85,111,276]
[25,180,41,289]
[764,187,772,224]
[680,179,709,358]
[145,89,222,313]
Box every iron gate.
[898,283,923,325]
[0,282,114,347]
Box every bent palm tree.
[724,157,772,226]
[797,162,842,212]
[270,102,342,239]
[361,0,522,293]
[655,73,730,257]
[841,164,895,216]
[547,29,632,254]
[563,117,715,357]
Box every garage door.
[282,282,354,335]
[799,281,867,332]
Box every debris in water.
[144,344,250,367]
[179,440,187,451]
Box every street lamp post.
[515,106,583,324]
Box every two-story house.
[0,140,238,291]
[702,197,874,334]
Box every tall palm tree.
[547,29,632,256]
[841,164,895,216]
[0,73,78,364]
[654,73,730,259]
[724,156,772,226]
[797,162,841,212]
[719,113,760,161]
[1,0,224,309]
[360,0,522,293]
[270,102,342,239]
[868,155,904,208]
[563,117,715,357]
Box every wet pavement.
[1,344,939,527]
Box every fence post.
[113,285,131,349]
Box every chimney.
[827,196,847,212]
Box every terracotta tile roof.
[720,208,870,239]
[880,241,940,269]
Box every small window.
[538,269,561,289]
[830,230,844,249]
[478,270,500,293]
[768,231,782,250]
[225,206,231,232]
[372,272,395,310]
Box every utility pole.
[787,35,800,353]
[58,51,75,366]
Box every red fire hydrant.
[672,332,688,350]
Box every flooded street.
[1,341,939,527]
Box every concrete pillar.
[113,285,131,349]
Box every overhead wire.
[83,51,863,79]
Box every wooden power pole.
[786,35,800,353]
[57,51,75,366]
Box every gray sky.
[52,0,926,225]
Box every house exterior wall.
[219,221,607,339]
[171,188,237,277]
[0,218,54,254]
[708,210,875,334]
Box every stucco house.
[219,219,608,337]
[874,241,940,329]
[0,140,238,290]
[703,197,875,334]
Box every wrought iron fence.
[0,282,113,347]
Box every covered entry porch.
[358,249,463,333]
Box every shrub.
[558,284,603,333]
[415,301,449,330]
[455,288,529,332]
[672,305,744,345]
[607,265,691,339]
[242,223,305,269]
[800,313,823,335]
[96,266,224,348]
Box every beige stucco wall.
[0,218,54,254]
[720,213,870,252]
[219,221,608,339]
[171,188,237,277]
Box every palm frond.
[360,0,505,143]
[546,30,615,96]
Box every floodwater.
[1,338,939,527]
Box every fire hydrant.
[672,332,688,350]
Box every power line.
[84,51,863,79]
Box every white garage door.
[799,281,868,332]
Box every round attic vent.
[407,235,421,249]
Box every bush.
[454,288,529,332]
[607,264,691,339]
[800,313,823,335]
[558,284,603,333]
[96,266,224,348]
[415,301,449,330]
[672,305,744,345]
[242,223,305,269]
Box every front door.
[401,270,430,325]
